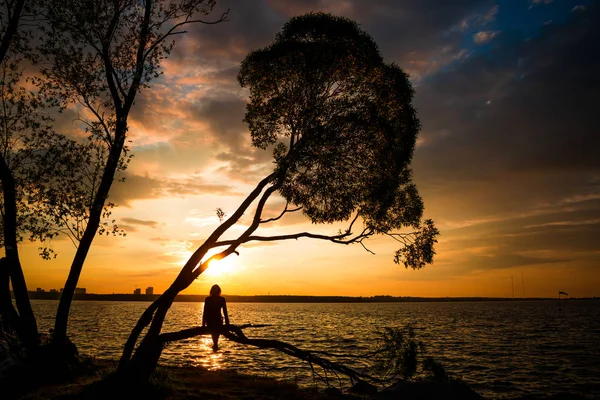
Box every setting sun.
[204,255,236,277]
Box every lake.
[31,299,600,399]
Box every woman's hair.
[210,284,221,296]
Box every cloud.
[468,252,569,270]
[404,6,600,281]
[414,6,600,188]
[167,0,494,83]
[473,30,500,44]
[121,218,159,228]
[117,0,504,181]
[436,198,600,275]
[530,0,553,6]
[185,96,248,152]
[482,4,499,23]
[109,172,241,205]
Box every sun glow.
[204,256,236,277]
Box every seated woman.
[202,284,229,350]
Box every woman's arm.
[223,298,230,325]
[202,299,207,327]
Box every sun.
[204,256,235,277]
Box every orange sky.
[17,0,600,298]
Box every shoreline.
[15,358,485,400]
[22,293,599,303]
[14,358,592,400]
[14,358,335,400]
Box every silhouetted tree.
[34,0,228,346]
[0,0,121,351]
[0,0,37,348]
[117,13,438,383]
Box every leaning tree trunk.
[117,175,277,381]
[119,290,179,383]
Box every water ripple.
[30,299,600,399]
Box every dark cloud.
[171,0,494,83]
[186,96,248,151]
[172,0,286,64]
[345,0,493,72]
[413,6,600,213]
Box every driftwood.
[158,323,382,390]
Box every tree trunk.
[118,175,277,380]
[0,0,25,63]
[0,257,21,334]
[119,290,177,381]
[0,157,38,347]
[145,323,377,390]
[53,123,126,344]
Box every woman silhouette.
[202,284,229,349]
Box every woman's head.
[210,284,221,296]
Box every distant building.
[134,288,141,295]
[60,287,86,294]
[50,289,58,293]
[36,288,45,293]
[145,287,154,296]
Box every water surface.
[32,299,600,399]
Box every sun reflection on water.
[192,336,225,371]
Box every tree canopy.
[238,13,437,267]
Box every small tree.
[0,0,37,347]
[117,13,438,383]
[0,0,111,349]
[35,0,227,345]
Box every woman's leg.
[211,332,219,349]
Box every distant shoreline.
[20,292,599,303]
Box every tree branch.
[176,173,275,281]
[143,9,230,61]
[214,229,376,248]
[157,324,383,387]
[260,202,303,224]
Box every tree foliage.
[0,49,108,259]
[238,13,438,267]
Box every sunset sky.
[20,0,600,298]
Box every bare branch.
[176,172,275,280]
[143,8,230,62]
[360,241,376,255]
[160,323,269,343]
[260,202,303,224]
